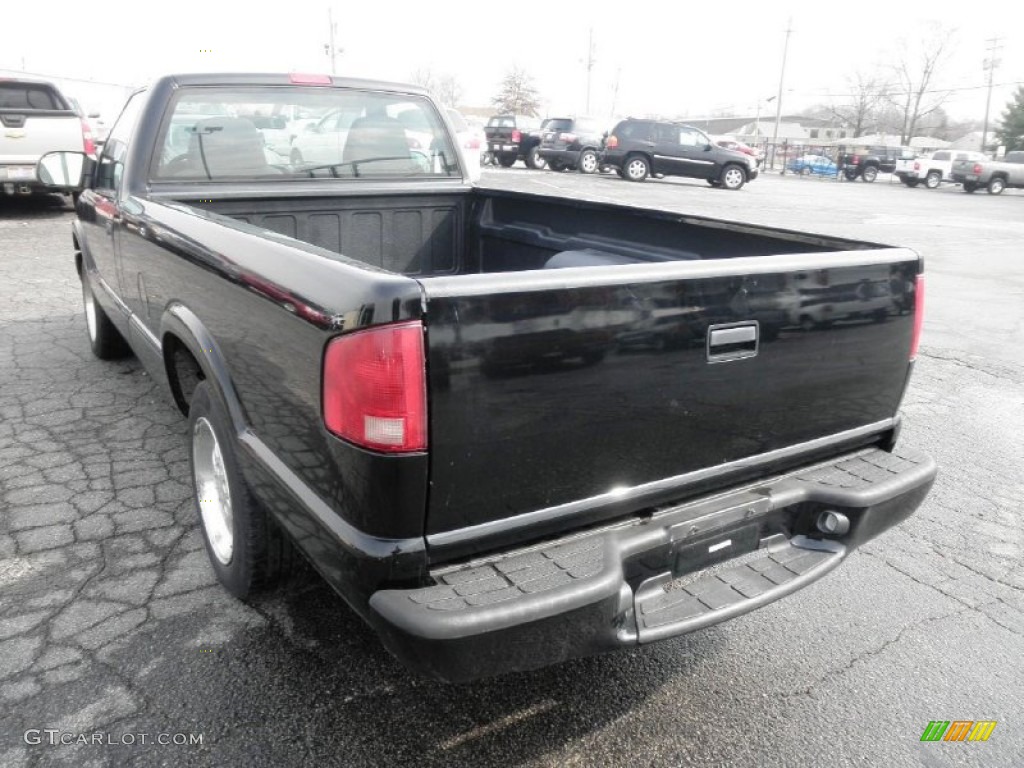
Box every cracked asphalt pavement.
[2,173,1023,767]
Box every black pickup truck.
[484,114,544,168]
[38,73,935,682]
[838,145,913,182]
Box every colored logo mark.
[920,720,997,742]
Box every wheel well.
[723,162,747,178]
[164,334,206,415]
[991,172,1008,181]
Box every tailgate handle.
[707,322,759,363]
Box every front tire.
[82,274,131,360]
[624,154,650,182]
[525,146,546,170]
[925,171,941,189]
[720,164,746,190]
[578,149,599,174]
[861,165,878,183]
[497,153,517,168]
[188,381,294,600]
[987,176,1006,195]
[901,177,919,188]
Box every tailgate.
[0,114,81,165]
[419,250,920,551]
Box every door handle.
[707,322,759,363]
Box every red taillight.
[913,161,920,171]
[322,321,427,453]
[852,156,860,165]
[606,135,619,148]
[466,137,481,149]
[81,119,96,156]
[972,163,983,174]
[910,275,924,361]
[511,129,522,143]
[289,73,332,85]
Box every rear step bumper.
[370,446,936,681]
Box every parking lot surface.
[1,171,1023,767]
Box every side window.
[94,92,145,196]
[678,128,704,147]
[653,123,679,143]
[933,151,950,161]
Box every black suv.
[838,145,913,182]
[602,119,758,189]
[538,117,607,173]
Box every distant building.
[682,115,852,142]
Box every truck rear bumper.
[370,445,935,682]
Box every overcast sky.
[5,0,1022,126]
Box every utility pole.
[771,19,792,171]
[324,8,341,75]
[981,36,1003,154]
[584,27,596,115]
[610,67,621,118]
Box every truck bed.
[181,188,917,559]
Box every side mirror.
[704,144,713,151]
[36,151,88,190]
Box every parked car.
[38,72,935,683]
[445,108,483,181]
[602,118,758,189]
[950,151,1024,194]
[538,116,606,173]
[787,153,837,177]
[894,149,988,189]
[484,114,544,168]
[838,146,914,182]
[0,77,96,198]
[716,136,763,165]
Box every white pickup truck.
[894,149,988,189]
[1,77,94,198]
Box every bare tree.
[491,67,541,116]
[409,68,464,108]
[890,26,957,144]
[829,71,891,137]
[435,75,463,109]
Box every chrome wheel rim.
[83,281,97,342]
[991,179,1004,193]
[926,173,940,188]
[724,168,744,188]
[192,417,234,565]
[581,153,597,173]
[627,159,646,179]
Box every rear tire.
[624,154,650,182]
[82,274,131,360]
[548,160,564,172]
[844,168,858,181]
[497,154,516,168]
[987,176,1005,195]
[901,177,919,188]
[925,171,941,189]
[578,149,599,174]
[800,167,811,176]
[525,146,546,170]
[861,165,878,183]
[188,381,295,600]
[963,182,977,193]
